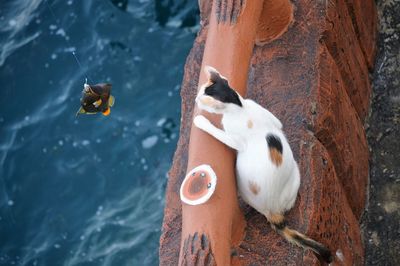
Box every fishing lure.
[76,81,115,116]
[43,2,114,117]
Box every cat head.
[195,66,243,114]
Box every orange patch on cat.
[270,148,283,166]
[248,181,260,195]
[200,96,214,106]
[267,213,285,224]
[247,119,253,129]
[200,96,224,109]
[204,80,214,87]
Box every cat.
[193,66,333,263]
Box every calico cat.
[193,66,333,263]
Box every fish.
[76,82,115,116]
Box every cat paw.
[193,115,211,129]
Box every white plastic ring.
[180,164,217,205]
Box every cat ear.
[204,65,222,83]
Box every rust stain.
[248,181,260,195]
[181,232,216,265]
[247,119,253,129]
[215,0,246,25]
[182,171,212,201]
[188,175,207,195]
[270,148,283,166]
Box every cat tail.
[268,217,333,263]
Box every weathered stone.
[344,0,377,69]
[314,46,369,218]
[181,233,216,266]
[255,0,294,45]
[323,0,375,120]
[160,0,376,264]
[248,0,370,218]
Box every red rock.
[344,0,377,69]
[323,0,374,120]
[314,46,369,218]
[160,0,376,265]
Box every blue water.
[0,1,198,265]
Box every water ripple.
[0,0,43,66]
[65,182,164,266]
[0,0,197,265]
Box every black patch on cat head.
[204,79,242,107]
[266,134,283,153]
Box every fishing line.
[71,51,87,82]
[44,0,94,83]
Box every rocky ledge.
[160,0,377,265]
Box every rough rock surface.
[160,0,376,265]
[362,0,400,265]
[181,233,216,265]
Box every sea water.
[0,0,198,265]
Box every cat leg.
[193,115,244,151]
